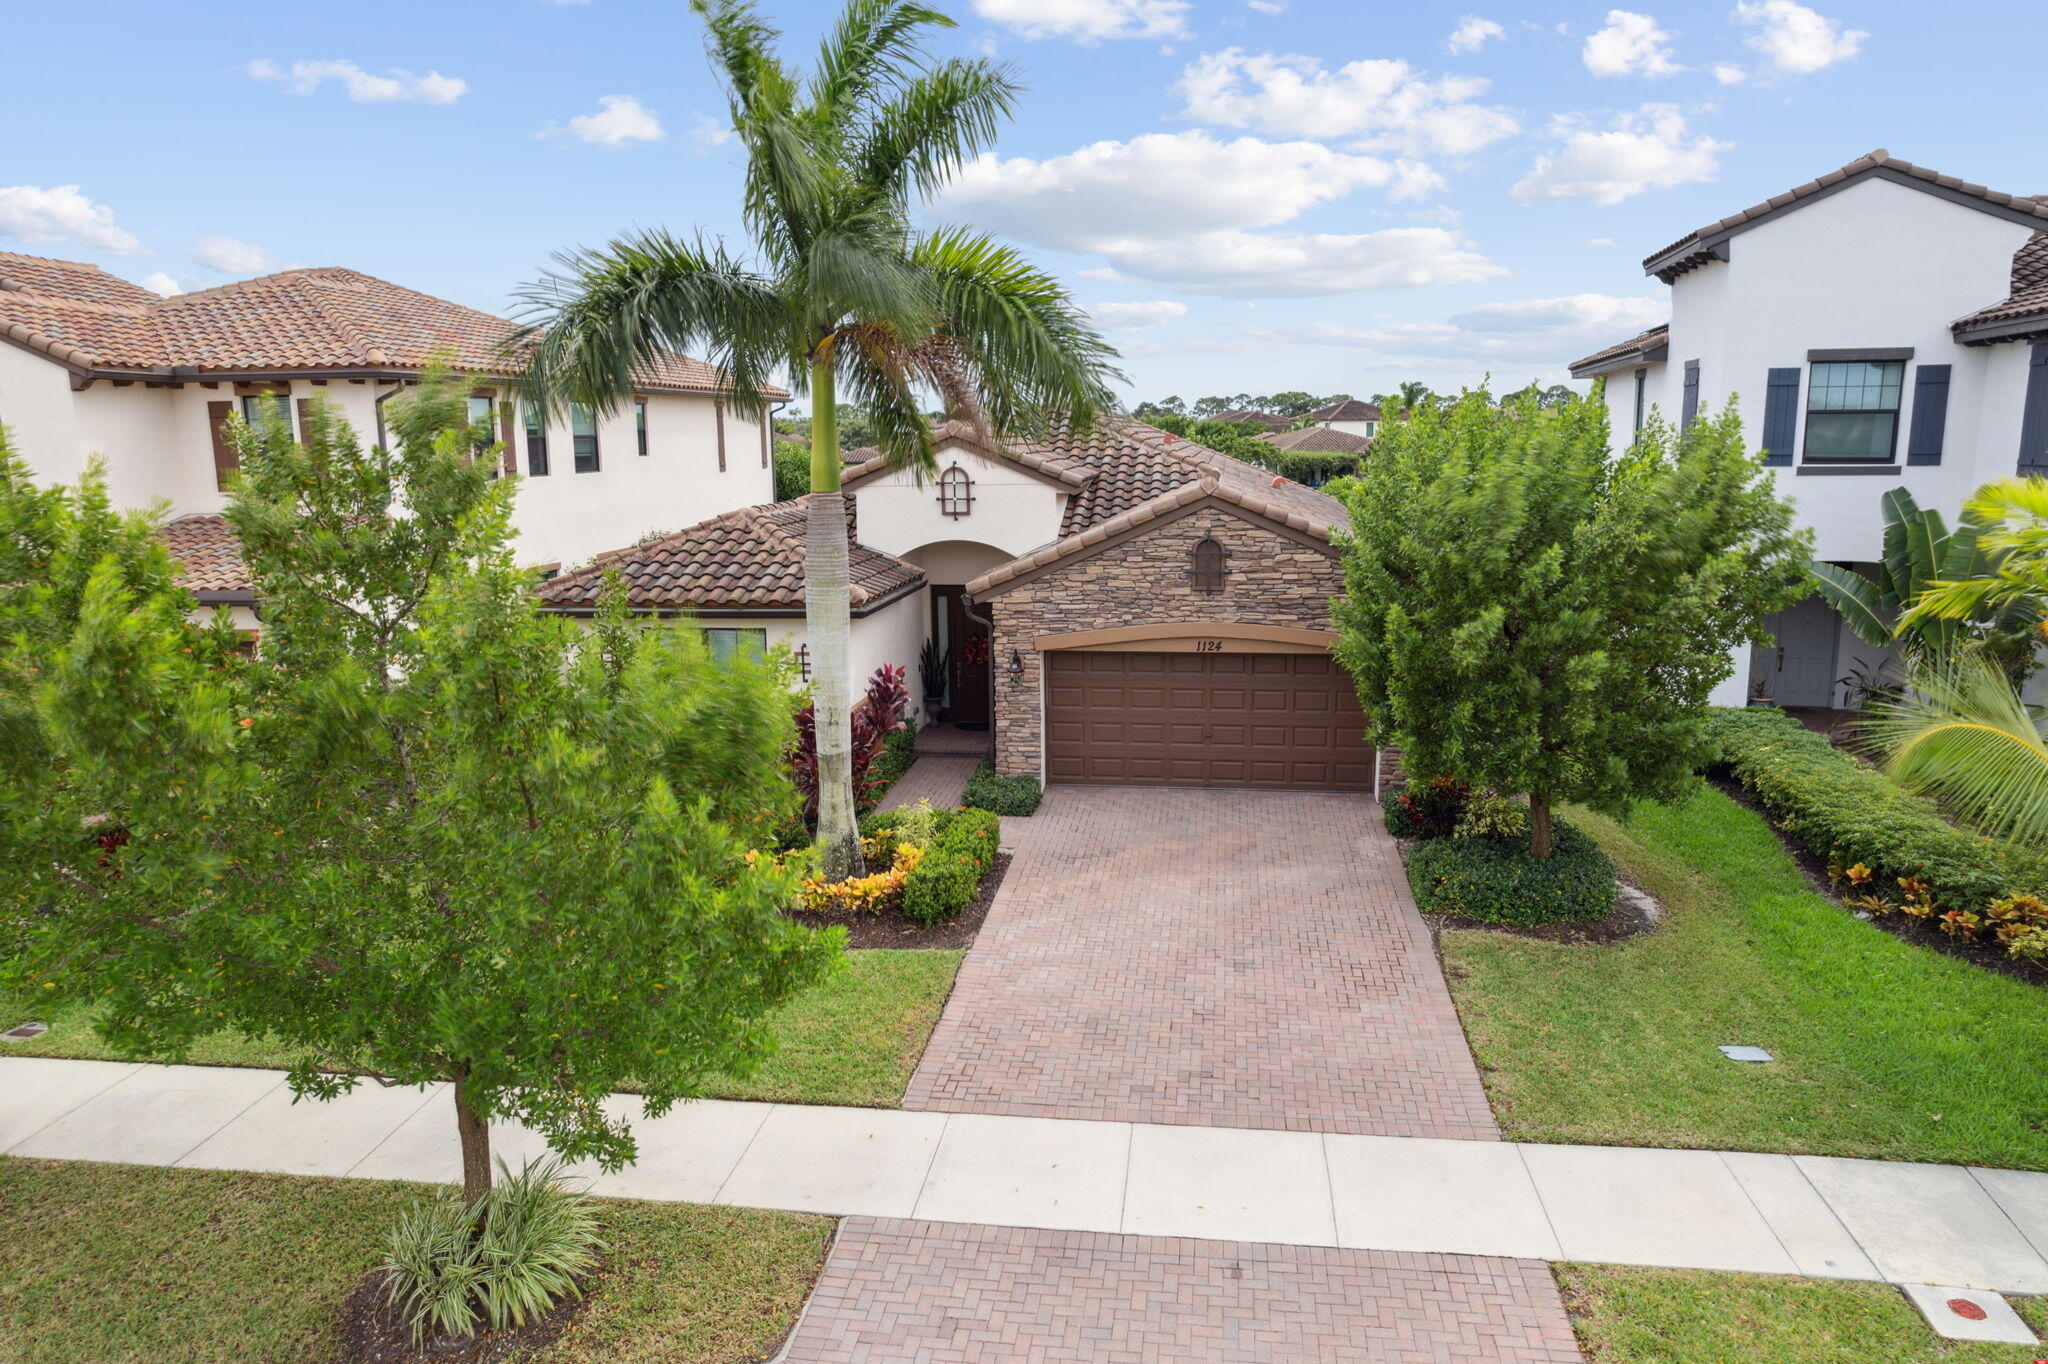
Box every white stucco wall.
[698,593,930,717]
[1320,418,1378,439]
[849,440,1067,560]
[903,539,1012,585]
[0,341,86,483]
[1628,176,2040,562]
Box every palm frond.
[1860,652,2048,843]
[910,226,1123,439]
[856,59,1021,202]
[829,329,934,477]
[809,0,954,125]
[508,230,788,420]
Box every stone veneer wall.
[983,504,1347,778]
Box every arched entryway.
[901,540,1010,729]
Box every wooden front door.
[933,586,991,727]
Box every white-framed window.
[1804,360,1905,463]
[571,404,600,473]
[635,399,649,457]
[702,627,767,664]
[524,405,549,476]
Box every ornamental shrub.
[1702,705,2048,928]
[962,759,1041,816]
[1455,791,1529,840]
[1406,820,1616,924]
[903,807,1001,925]
[1383,775,1468,839]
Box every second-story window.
[635,400,649,457]
[937,464,973,518]
[466,396,496,464]
[241,392,291,435]
[571,403,600,473]
[1632,368,1648,434]
[524,405,550,476]
[1804,361,1904,463]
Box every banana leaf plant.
[1808,487,2042,677]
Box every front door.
[933,586,991,727]
[1759,596,1840,707]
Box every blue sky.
[3,0,2041,408]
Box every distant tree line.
[1135,381,1580,426]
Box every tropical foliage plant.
[1858,652,2048,845]
[789,662,911,817]
[513,0,1120,880]
[1809,485,2043,681]
[1898,476,2048,659]
[1335,391,1810,857]
[0,382,838,1208]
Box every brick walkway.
[781,1219,1584,1364]
[903,787,1498,1140]
[877,755,979,812]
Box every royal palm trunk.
[807,361,864,880]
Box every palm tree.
[513,0,1121,878]
[1859,652,2048,844]
[1899,477,2048,654]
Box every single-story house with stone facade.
[540,418,1389,794]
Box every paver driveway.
[904,787,1498,1140]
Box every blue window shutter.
[2022,346,2048,474]
[1681,361,1701,432]
[1760,368,1799,466]
[1906,364,1951,466]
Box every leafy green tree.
[1334,392,1809,856]
[0,384,837,1205]
[515,0,1119,879]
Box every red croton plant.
[790,663,910,819]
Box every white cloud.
[1247,0,1286,12]
[1076,266,1125,281]
[1177,49,1519,157]
[1734,1,1865,75]
[687,112,733,151]
[1446,15,1505,54]
[1448,293,1665,335]
[1511,104,1726,206]
[0,184,146,255]
[562,95,665,146]
[970,0,1187,42]
[1588,236,1621,247]
[140,271,183,297]
[929,130,1496,296]
[192,234,279,273]
[1581,10,1682,77]
[1088,300,1190,329]
[1712,62,1748,85]
[246,58,467,104]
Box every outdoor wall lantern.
[1007,649,1024,679]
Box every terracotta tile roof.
[0,252,772,395]
[1567,322,1671,378]
[1643,150,2048,282]
[160,514,252,599]
[1954,233,2048,343]
[1308,399,1381,422]
[534,497,923,615]
[965,419,1349,597]
[1254,424,1374,455]
[841,420,1097,495]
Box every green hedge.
[901,808,1002,925]
[868,726,919,798]
[1407,820,1616,924]
[961,759,1041,816]
[1702,706,2048,915]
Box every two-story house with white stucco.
[0,252,778,624]
[1571,150,2048,709]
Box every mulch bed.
[1709,774,2048,989]
[787,851,1011,950]
[337,1268,593,1364]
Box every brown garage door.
[1045,651,1376,791]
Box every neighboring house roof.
[0,252,775,395]
[1953,232,2048,345]
[534,497,924,617]
[1308,399,1382,423]
[161,513,253,603]
[1211,408,1291,429]
[1568,323,1672,379]
[1253,425,1374,455]
[1642,149,2048,283]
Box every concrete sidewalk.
[8,1055,2048,1295]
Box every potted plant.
[918,638,948,721]
[1748,674,1777,708]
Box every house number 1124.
[1192,639,1224,652]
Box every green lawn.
[0,1157,830,1364]
[0,948,960,1111]
[1561,1265,2048,1363]
[1441,781,2048,1170]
